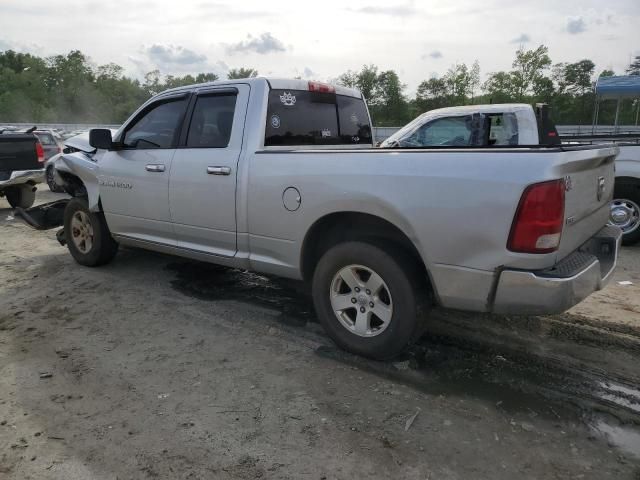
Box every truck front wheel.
[6,185,36,209]
[610,180,640,246]
[312,241,428,360]
[64,198,118,266]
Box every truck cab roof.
[416,103,533,119]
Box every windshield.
[380,114,427,147]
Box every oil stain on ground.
[166,261,314,326]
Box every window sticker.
[321,129,332,138]
[270,114,281,129]
[350,113,359,124]
[280,92,297,106]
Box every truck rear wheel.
[64,197,118,266]
[312,241,428,360]
[610,180,640,246]
[6,185,36,209]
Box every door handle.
[207,166,231,176]
[145,164,165,173]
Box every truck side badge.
[280,92,296,106]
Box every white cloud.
[145,44,207,66]
[510,33,531,44]
[566,17,587,34]
[225,33,286,55]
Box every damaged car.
[16,77,623,359]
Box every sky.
[1,0,639,92]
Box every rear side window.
[337,96,372,144]
[123,97,188,149]
[488,113,519,145]
[186,94,237,148]
[265,89,371,146]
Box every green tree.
[553,60,595,95]
[337,64,379,102]
[227,68,258,79]
[415,77,448,112]
[483,71,516,103]
[626,56,640,75]
[469,60,481,102]
[511,45,552,100]
[195,72,219,83]
[142,70,162,96]
[443,63,472,103]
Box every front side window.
[123,97,188,149]
[405,116,474,147]
[186,94,237,148]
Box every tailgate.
[0,135,40,178]
[555,145,618,260]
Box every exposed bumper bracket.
[14,199,69,231]
[491,225,622,315]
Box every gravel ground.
[1,189,639,479]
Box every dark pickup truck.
[0,132,45,208]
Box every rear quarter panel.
[244,148,615,280]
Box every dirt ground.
[1,189,640,480]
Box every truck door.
[98,93,189,245]
[168,85,249,257]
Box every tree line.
[0,47,638,126]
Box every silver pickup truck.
[17,78,622,359]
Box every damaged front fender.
[53,151,101,212]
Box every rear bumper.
[491,225,622,315]
[0,169,45,190]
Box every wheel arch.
[54,154,101,211]
[300,211,434,294]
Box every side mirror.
[89,129,113,150]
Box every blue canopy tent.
[593,75,640,131]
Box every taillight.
[308,81,335,93]
[36,142,45,163]
[507,179,565,254]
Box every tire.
[312,241,429,360]
[46,166,64,193]
[6,185,36,209]
[63,197,118,266]
[611,180,640,246]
